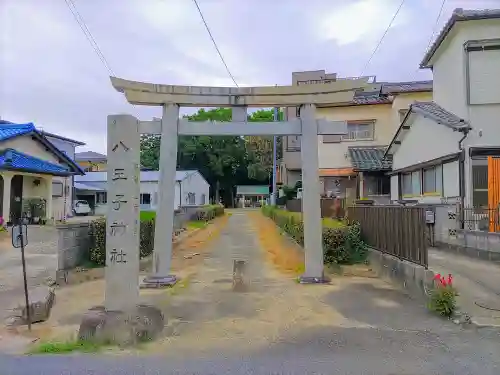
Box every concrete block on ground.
[78,304,164,346]
[12,286,55,325]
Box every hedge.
[88,204,225,266]
[261,205,366,265]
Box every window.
[96,192,107,204]
[286,135,301,151]
[365,175,390,195]
[472,158,488,207]
[140,193,151,205]
[398,109,409,123]
[423,166,443,194]
[52,182,64,197]
[343,121,374,141]
[200,194,206,205]
[467,42,500,105]
[186,192,196,205]
[411,171,421,195]
[402,173,412,196]
[322,134,342,143]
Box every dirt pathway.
[144,210,456,357]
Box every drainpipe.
[458,125,471,229]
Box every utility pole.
[271,107,278,205]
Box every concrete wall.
[56,222,91,271]
[431,203,500,262]
[367,248,435,300]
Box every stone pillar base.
[140,275,178,289]
[78,304,164,346]
[298,275,331,284]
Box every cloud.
[0,0,497,154]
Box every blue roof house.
[0,121,84,224]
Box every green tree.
[140,107,283,206]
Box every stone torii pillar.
[110,76,373,285]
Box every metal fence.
[462,206,500,232]
[348,205,428,268]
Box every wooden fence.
[348,205,428,268]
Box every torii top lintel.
[110,76,378,108]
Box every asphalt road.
[1,325,499,374]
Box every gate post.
[299,104,326,283]
[144,103,180,287]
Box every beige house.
[0,122,85,225]
[280,70,433,202]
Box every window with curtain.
[411,170,421,196]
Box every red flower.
[433,273,453,288]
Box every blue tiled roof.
[0,149,71,175]
[0,123,36,141]
[0,122,85,175]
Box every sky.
[0,0,498,154]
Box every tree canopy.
[140,108,282,205]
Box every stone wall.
[57,222,91,271]
[367,248,435,301]
[431,203,500,262]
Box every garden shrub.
[261,205,366,265]
[88,217,156,266]
[193,204,225,221]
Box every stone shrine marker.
[105,115,141,311]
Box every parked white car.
[73,200,91,216]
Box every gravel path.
[1,211,500,374]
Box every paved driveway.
[0,226,58,321]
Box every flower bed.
[428,273,458,318]
[261,205,367,265]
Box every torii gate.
[105,77,371,311]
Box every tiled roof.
[352,93,392,105]
[0,149,71,175]
[75,151,107,160]
[348,146,392,171]
[412,102,470,129]
[0,123,36,141]
[421,8,500,67]
[381,81,433,94]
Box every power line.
[63,0,115,76]
[192,0,239,87]
[414,0,446,76]
[359,0,406,76]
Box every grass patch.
[28,340,105,354]
[322,217,346,228]
[140,210,156,221]
[187,220,208,229]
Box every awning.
[319,168,356,177]
[74,182,104,191]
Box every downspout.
[458,125,471,229]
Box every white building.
[75,170,210,215]
[385,8,500,207]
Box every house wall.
[391,115,461,170]
[45,136,80,220]
[0,135,76,221]
[281,90,432,185]
[180,172,210,207]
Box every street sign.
[12,224,28,248]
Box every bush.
[193,204,225,221]
[261,205,366,265]
[88,217,156,266]
[428,273,458,318]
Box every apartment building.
[280,70,433,203]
